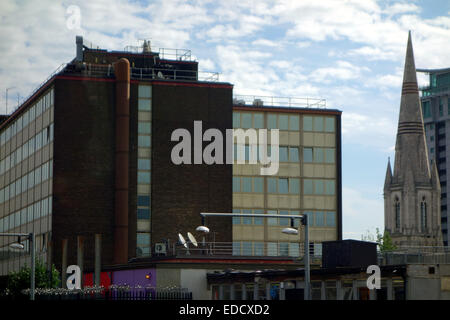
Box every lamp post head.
[281,227,299,235]
[9,243,25,250]
[195,226,210,233]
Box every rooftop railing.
[123,45,193,61]
[379,246,450,265]
[233,95,327,109]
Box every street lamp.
[197,212,311,300]
[0,232,35,300]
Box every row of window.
[0,161,53,204]
[0,88,54,146]
[422,98,450,119]
[304,179,336,195]
[234,145,335,164]
[233,113,335,133]
[0,196,52,232]
[136,85,152,257]
[0,124,54,175]
[232,209,336,227]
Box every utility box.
[322,240,377,268]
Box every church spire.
[393,30,430,183]
[384,157,392,192]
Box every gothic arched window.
[421,197,427,232]
[395,197,400,230]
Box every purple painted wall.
[112,268,156,288]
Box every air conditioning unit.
[154,243,167,255]
[253,99,263,106]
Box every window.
[138,122,151,134]
[232,242,241,255]
[267,242,277,256]
[254,177,264,193]
[422,101,431,118]
[325,148,335,163]
[137,195,150,207]
[233,113,240,128]
[254,242,264,256]
[314,117,323,131]
[268,178,277,193]
[138,171,150,184]
[267,210,278,226]
[138,159,151,170]
[138,135,151,147]
[325,180,335,195]
[289,147,299,162]
[325,117,335,132]
[314,148,324,163]
[326,212,336,226]
[138,99,151,111]
[242,113,252,129]
[304,148,313,162]
[279,242,289,256]
[254,113,264,129]
[279,115,289,130]
[242,242,252,255]
[421,199,427,231]
[138,86,152,98]
[279,147,288,162]
[268,114,277,129]
[289,178,300,194]
[137,208,150,219]
[242,177,252,192]
[279,210,289,226]
[315,212,324,226]
[233,177,241,192]
[304,179,313,194]
[254,209,264,225]
[395,198,400,229]
[279,178,289,194]
[314,180,324,194]
[289,115,299,131]
[303,116,313,131]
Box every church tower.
[384,31,443,247]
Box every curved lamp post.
[197,212,310,300]
[0,232,35,300]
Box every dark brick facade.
[52,78,116,270]
[151,82,233,245]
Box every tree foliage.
[361,228,397,252]
[6,260,60,296]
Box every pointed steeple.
[384,157,392,191]
[393,31,431,183]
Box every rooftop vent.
[253,99,264,106]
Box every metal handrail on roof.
[233,95,327,109]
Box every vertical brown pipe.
[114,58,130,264]
[61,239,68,287]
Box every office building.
[0,36,341,278]
[419,67,450,246]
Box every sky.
[1,0,450,240]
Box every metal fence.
[0,287,193,301]
[379,246,450,265]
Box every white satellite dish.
[187,232,198,247]
[178,233,187,248]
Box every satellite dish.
[196,226,210,233]
[178,233,187,248]
[187,232,198,247]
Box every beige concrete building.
[231,100,342,257]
